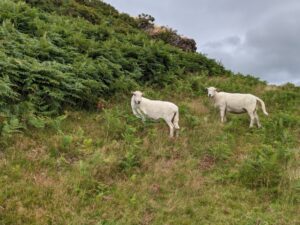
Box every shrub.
[207,139,233,163]
[0,0,227,136]
[136,13,155,30]
[263,114,297,147]
[238,145,291,192]
[103,108,126,140]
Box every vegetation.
[136,13,197,52]
[0,0,299,224]
[0,0,226,136]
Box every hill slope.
[0,0,226,132]
[0,0,299,224]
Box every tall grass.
[1,75,299,224]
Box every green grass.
[0,0,227,135]
[0,76,299,225]
[0,1,299,224]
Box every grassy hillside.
[1,75,299,225]
[0,0,226,136]
[0,0,299,224]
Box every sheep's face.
[132,91,143,104]
[207,87,217,97]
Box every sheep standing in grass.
[207,87,268,128]
[131,91,180,137]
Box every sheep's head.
[207,87,218,98]
[132,91,143,104]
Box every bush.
[103,108,126,140]
[238,145,291,191]
[0,0,227,136]
[207,134,234,162]
[136,13,154,30]
[263,113,298,147]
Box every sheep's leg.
[173,125,179,137]
[166,120,175,138]
[132,107,141,119]
[223,109,227,122]
[254,111,261,128]
[172,112,180,137]
[137,108,146,122]
[248,111,255,128]
[174,129,179,137]
[141,116,146,123]
[220,107,226,123]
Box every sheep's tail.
[256,97,268,116]
[172,110,180,129]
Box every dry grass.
[186,98,209,115]
[0,81,299,225]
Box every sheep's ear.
[131,91,136,95]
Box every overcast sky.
[104,0,300,85]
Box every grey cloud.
[203,36,241,48]
[105,0,300,85]
[202,6,300,84]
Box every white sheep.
[207,87,268,128]
[131,91,180,137]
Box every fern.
[0,0,227,136]
[1,117,24,137]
